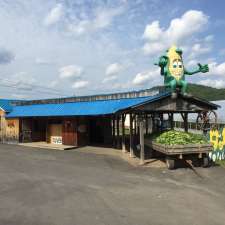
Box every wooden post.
[152,114,155,133]
[145,114,148,135]
[139,118,145,165]
[46,118,49,143]
[137,115,140,137]
[112,116,116,148]
[184,113,188,132]
[181,113,188,132]
[170,113,174,129]
[160,113,163,132]
[134,115,137,136]
[116,115,120,149]
[122,114,127,153]
[129,114,134,158]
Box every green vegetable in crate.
[154,130,209,146]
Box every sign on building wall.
[5,119,19,143]
[51,136,62,145]
[209,127,225,161]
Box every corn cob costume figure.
[155,45,209,98]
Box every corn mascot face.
[167,45,184,80]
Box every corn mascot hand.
[198,63,209,73]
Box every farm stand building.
[0,89,218,155]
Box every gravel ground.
[0,144,225,225]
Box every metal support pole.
[122,114,127,153]
[116,115,120,149]
[139,118,145,165]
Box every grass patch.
[216,160,225,168]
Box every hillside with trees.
[151,84,225,101]
[187,84,225,101]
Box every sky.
[0,0,225,99]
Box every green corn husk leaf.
[152,130,209,146]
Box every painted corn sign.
[209,127,225,161]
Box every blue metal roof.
[6,92,170,118]
[0,99,14,112]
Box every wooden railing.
[174,121,225,131]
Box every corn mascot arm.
[155,45,209,98]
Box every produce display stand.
[116,91,219,167]
[145,138,212,169]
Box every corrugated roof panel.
[6,92,170,118]
[0,99,14,112]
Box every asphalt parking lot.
[0,144,225,225]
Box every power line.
[0,77,72,96]
[0,83,63,96]
[0,87,71,99]
[0,77,66,93]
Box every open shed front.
[19,116,113,147]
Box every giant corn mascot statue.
[155,45,209,98]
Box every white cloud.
[44,4,63,26]
[132,68,159,86]
[143,10,208,55]
[102,63,124,83]
[187,59,198,67]
[196,56,225,88]
[94,7,123,29]
[48,80,58,88]
[67,6,124,35]
[208,62,225,76]
[35,57,53,65]
[72,80,89,89]
[204,35,214,42]
[59,65,83,80]
[102,75,117,83]
[105,63,123,76]
[188,43,211,59]
[199,79,225,88]
[101,81,131,91]
[143,21,163,41]
[143,42,165,56]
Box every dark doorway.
[89,117,112,145]
[20,118,47,143]
[89,118,104,144]
[20,118,32,142]
[32,118,47,142]
[62,118,77,146]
